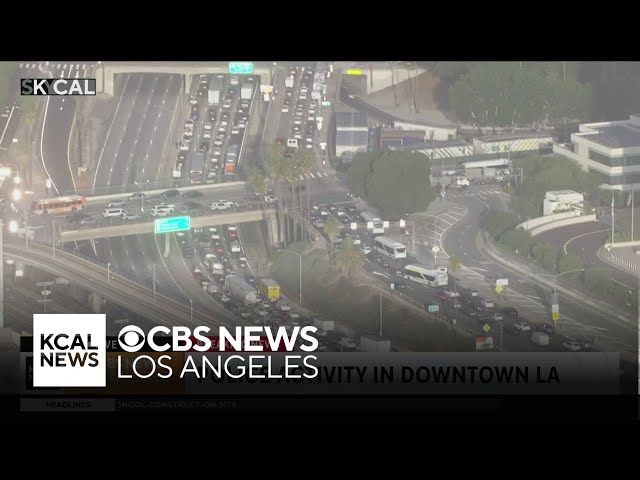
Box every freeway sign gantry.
[154,216,191,234]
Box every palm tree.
[19,96,38,185]
[266,144,286,245]
[335,238,365,277]
[323,215,341,265]
[249,166,267,197]
[448,255,462,309]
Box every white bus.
[403,264,448,287]
[360,211,385,234]
[374,236,407,259]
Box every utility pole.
[379,285,383,337]
[632,189,635,242]
[412,220,415,253]
[611,194,615,244]
[152,262,156,302]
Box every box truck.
[225,275,258,304]
[258,278,281,301]
[241,83,253,100]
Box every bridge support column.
[265,212,280,248]
[91,293,103,313]
[184,74,192,94]
[164,233,170,258]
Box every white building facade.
[554,114,640,191]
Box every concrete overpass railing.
[60,208,277,242]
[4,242,239,329]
[528,214,597,237]
[86,181,247,204]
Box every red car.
[433,292,449,302]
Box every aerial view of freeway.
[0,61,637,386]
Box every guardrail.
[60,201,277,233]
[480,232,636,326]
[4,241,239,328]
[86,180,247,204]
[60,207,277,242]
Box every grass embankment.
[270,243,472,352]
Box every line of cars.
[174,74,257,187]
[282,66,320,151]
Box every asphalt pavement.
[536,221,638,290]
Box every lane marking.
[563,228,609,255]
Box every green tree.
[323,216,341,265]
[531,243,558,272]
[483,211,521,238]
[248,166,267,196]
[558,254,584,276]
[499,227,533,256]
[584,268,610,295]
[335,238,365,278]
[547,72,592,126]
[347,151,375,199]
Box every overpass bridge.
[94,61,427,97]
[95,62,274,96]
[58,209,277,242]
[4,242,241,330]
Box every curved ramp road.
[4,242,241,329]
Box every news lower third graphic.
[20,78,96,96]
[21,314,621,403]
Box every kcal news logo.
[33,314,106,387]
[21,78,96,96]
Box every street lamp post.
[46,178,52,198]
[189,298,193,323]
[540,268,585,321]
[278,249,302,305]
[107,262,111,284]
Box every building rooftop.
[336,130,369,146]
[545,190,582,198]
[580,123,640,149]
[336,111,368,129]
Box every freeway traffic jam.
[0,60,636,368]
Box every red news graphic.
[189,336,289,352]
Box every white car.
[281,105,289,113]
[106,200,126,208]
[562,340,582,352]
[230,241,241,253]
[209,201,235,210]
[203,130,211,139]
[213,136,224,146]
[277,300,291,312]
[444,289,460,297]
[514,321,531,332]
[361,246,372,254]
[230,126,240,135]
[456,177,470,186]
[204,122,212,131]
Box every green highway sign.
[154,216,191,234]
[321,101,331,107]
[427,304,440,313]
[228,62,254,74]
